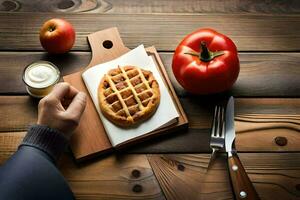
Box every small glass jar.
[22,61,60,98]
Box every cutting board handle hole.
[102,40,113,49]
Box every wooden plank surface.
[236,114,300,151]
[148,154,233,200]
[161,98,300,153]
[0,13,300,51]
[59,155,166,200]
[0,97,299,153]
[0,1,299,199]
[1,0,300,14]
[0,96,37,132]
[0,131,25,164]
[6,97,300,131]
[0,132,165,200]
[0,52,299,97]
[148,153,300,200]
[1,133,299,200]
[0,137,165,200]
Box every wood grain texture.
[0,131,25,163]
[0,97,299,153]
[148,154,233,200]
[59,154,166,200]
[1,134,299,200]
[3,97,300,131]
[1,0,300,14]
[0,1,299,199]
[0,52,299,97]
[0,96,37,132]
[0,52,91,94]
[238,153,300,200]
[0,148,165,200]
[0,13,300,51]
[148,153,300,200]
[126,99,300,153]
[236,114,300,151]
[0,131,165,200]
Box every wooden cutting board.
[63,27,188,161]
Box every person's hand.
[37,82,87,139]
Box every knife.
[225,97,260,200]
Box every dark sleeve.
[0,125,75,200]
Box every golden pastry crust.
[98,66,160,127]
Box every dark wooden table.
[0,1,300,199]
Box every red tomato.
[172,28,240,94]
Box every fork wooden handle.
[228,152,261,200]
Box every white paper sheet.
[82,45,179,146]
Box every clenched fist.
[37,82,87,139]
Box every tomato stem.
[200,42,211,61]
[184,41,225,62]
[200,41,225,62]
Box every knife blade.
[225,96,261,200]
[225,96,235,154]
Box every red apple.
[39,18,75,54]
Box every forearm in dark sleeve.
[0,125,75,200]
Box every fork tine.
[217,106,225,138]
[220,106,225,138]
[211,105,218,137]
[208,105,225,170]
[216,105,222,137]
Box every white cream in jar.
[23,61,60,98]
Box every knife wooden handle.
[228,152,260,200]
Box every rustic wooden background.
[0,0,299,199]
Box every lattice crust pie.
[98,66,160,127]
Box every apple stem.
[48,26,55,32]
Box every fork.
[207,105,225,169]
